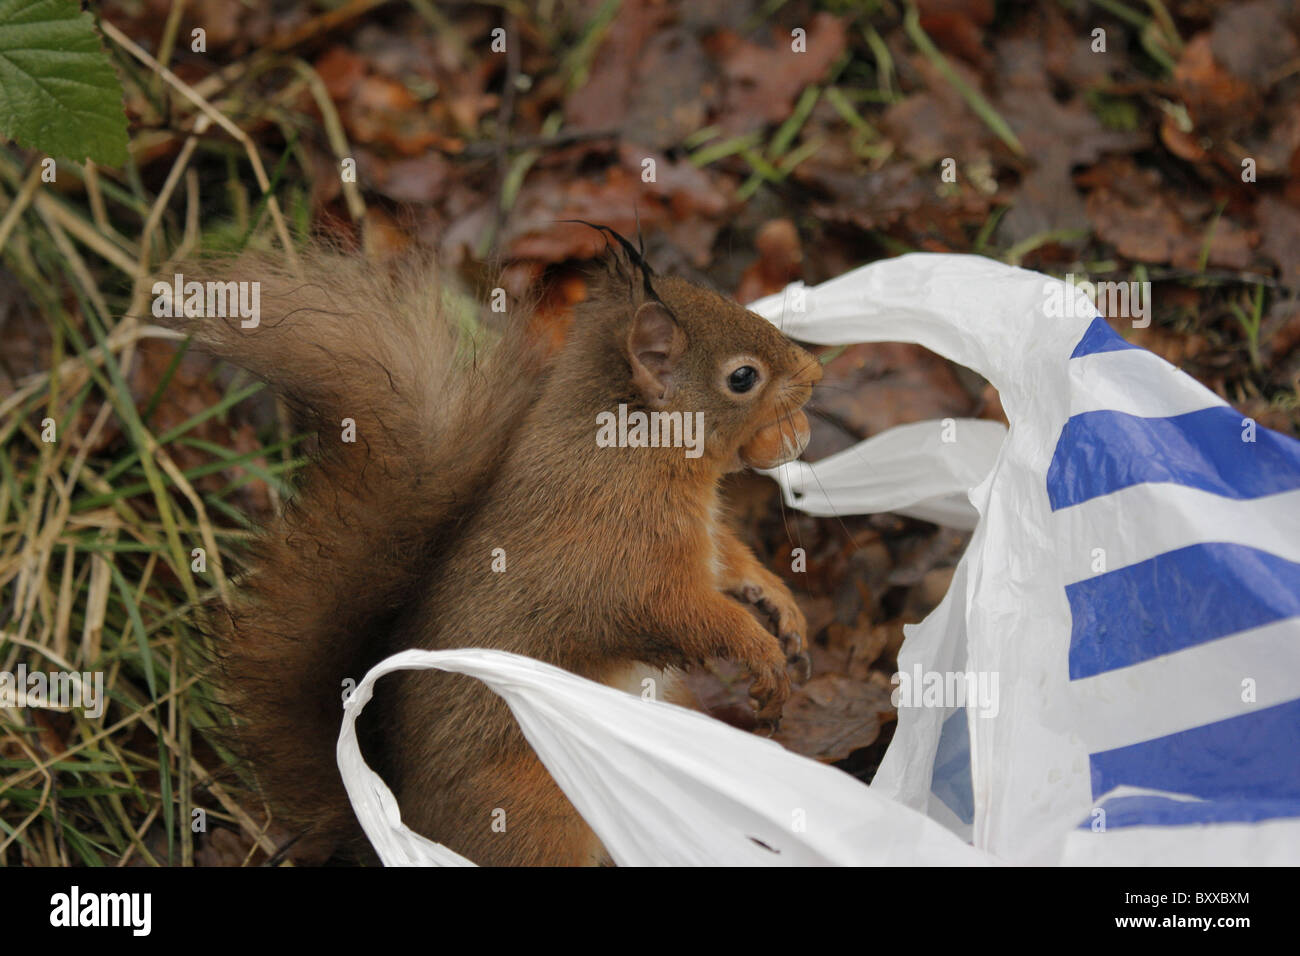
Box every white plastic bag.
[751,253,1300,865]
[339,253,1300,865]
[337,648,985,866]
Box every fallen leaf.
[916,0,995,69]
[355,150,451,202]
[1085,175,1255,269]
[882,56,993,167]
[773,673,895,762]
[313,45,366,101]
[1209,0,1298,85]
[994,34,1145,245]
[1173,33,1256,131]
[1258,196,1300,285]
[735,218,802,303]
[708,12,848,135]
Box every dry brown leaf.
[1258,197,1300,285]
[709,12,847,135]
[773,673,895,762]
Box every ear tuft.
[626,301,685,408]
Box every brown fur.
[161,243,819,865]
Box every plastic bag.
[337,648,985,866]
[339,253,1300,865]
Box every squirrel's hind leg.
[409,752,606,867]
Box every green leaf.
[0,0,128,166]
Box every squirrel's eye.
[728,366,759,393]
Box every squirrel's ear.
[626,301,685,408]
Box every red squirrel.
[164,230,821,865]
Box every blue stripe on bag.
[931,709,974,825]
[1088,698,1300,807]
[1058,322,1300,832]
[1047,406,1300,510]
[1078,793,1300,829]
[1066,542,1300,679]
[1070,316,1138,358]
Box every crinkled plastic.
[339,253,1300,865]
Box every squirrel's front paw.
[740,627,793,730]
[733,580,810,681]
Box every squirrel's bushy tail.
[159,250,545,856]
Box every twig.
[0,165,42,250]
[99,19,300,272]
[459,127,621,159]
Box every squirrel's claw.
[744,635,793,724]
[755,715,782,736]
[731,582,809,683]
[788,650,812,683]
